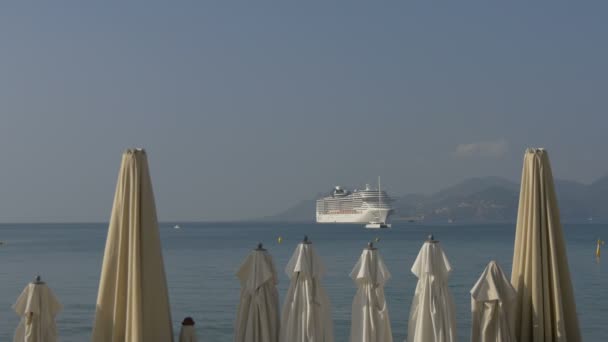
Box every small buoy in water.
[597,239,605,258]
[374,237,381,243]
[278,236,283,244]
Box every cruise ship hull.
[316,209,392,224]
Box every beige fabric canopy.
[234,246,280,342]
[510,148,581,342]
[179,325,198,342]
[407,239,457,342]
[13,280,62,342]
[349,245,393,342]
[92,149,173,342]
[470,261,516,342]
[281,239,334,342]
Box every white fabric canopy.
[470,261,516,342]
[407,240,457,342]
[234,247,280,342]
[92,149,173,342]
[349,246,393,342]
[510,148,581,342]
[13,281,62,342]
[179,325,198,342]
[281,241,334,342]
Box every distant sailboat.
[365,176,392,229]
[173,224,181,229]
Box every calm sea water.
[0,222,606,341]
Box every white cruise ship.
[316,182,394,225]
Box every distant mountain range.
[262,175,608,223]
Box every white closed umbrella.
[179,326,197,342]
[92,149,173,342]
[179,318,198,342]
[12,276,62,342]
[470,261,516,342]
[407,235,457,342]
[234,243,280,342]
[350,243,393,342]
[510,148,581,341]
[281,236,334,342]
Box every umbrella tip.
[33,275,45,284]
[427,234,439,243]
[255,242,266,251]
[526,147,545,154]
[182,317,195,326]
[125,148,146,154]
[303,235,311,244]
[367,241,377,250]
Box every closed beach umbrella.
[407,235,457,342]
[179,317,198,342]
[470,261,516,342]
[281,236,334,342]
[179,326,197,342]
[12,276,62,342]
[510,148,581,341]
[92,149,173,342]
[350,243,393,342]
[234,243,280,342]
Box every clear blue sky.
[0,2,607,222]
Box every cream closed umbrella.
[510,148,581,341]
[13,276,62,342]
[234,243,280,342]
[179,326,197,342]
[407,235,457,342]
[179,317,198,342]
[350,242,393,342]
[470,261,516,342]
[92,149,173,342]
[280,236,334,342]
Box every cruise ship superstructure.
[315,183,394,224]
